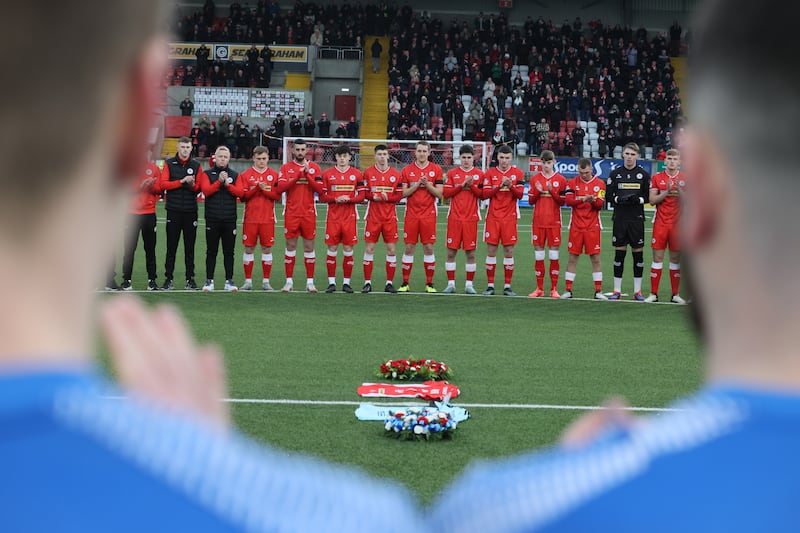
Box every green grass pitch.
[102,202,702,500]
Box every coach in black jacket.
[199,146,245,291]
[158,137,203,290]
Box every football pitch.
[103,203,703,501]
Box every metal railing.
[315,46,363,61]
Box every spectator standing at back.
[289,115,303,137]
[180,95,194,116]
[370,38,382,73]
[318,112,331,137]
[572,124,586,156]
[303,113,316,137]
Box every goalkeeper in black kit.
[607,142,650,300]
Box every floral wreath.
[384,406,457,440]
[376,358,452,381]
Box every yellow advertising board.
[170,43,308,63]
[169,43,202,60]
[212,44,308,63]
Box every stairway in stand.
[360,36,390,165]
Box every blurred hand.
[560,397,636,450]
[100,296,230,430]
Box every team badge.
[350,175,355,181]
[474,174,479,179]
[365,231,371,237]
[308,168,315,175]
[679,180,686,187]
[593,186,600,192]
[636,173,643,179]
[429,171,435,177]
[146,169,152,175]
[390,177,396,182]
[554,181,560,187]
[187,169,194,175]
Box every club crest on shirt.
[390,177,396,182]
[594,186,600,192]
[146,169,152,175]
[429,171,435,177]
[637,173,643,179]
[187,169,194,175]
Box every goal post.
[280,137,490,171]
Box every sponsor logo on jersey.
[619,183,640,190]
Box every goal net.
[280,137,490,171]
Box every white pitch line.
[223,397,680,412]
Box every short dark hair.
[459,144,474,155]
[334,144,351,156]
[374,144,388,152]
[178,136,191,144]
[292,138,306,147]
[578,157,592,169]
[497,145,513,155]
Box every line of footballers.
[116,137,685,303]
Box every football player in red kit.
[316,144,365,293]
[361,144,404,293]
[561,158,608,300]
[481,145,524,296]
[276,139,323,292]
[238,146,281,291]
[645,148,687,304]
[442,144,484,294]
[528,150,566,298]
[399,140,444,293]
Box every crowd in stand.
[173,1,685,159]
[175,0,394,47]
[385,13,684,157]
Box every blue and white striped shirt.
[431,385,800,532]
[0,368,423,533]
